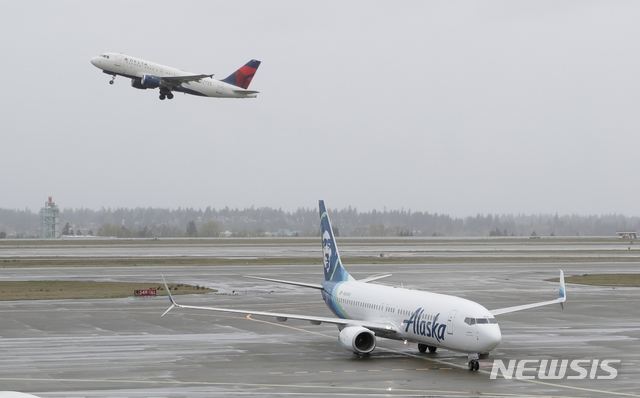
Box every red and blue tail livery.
[221,59,261,90]
[91,53,261,101]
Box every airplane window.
[489,318,497,324]
[464,317,476,325]
[476,318,489,324]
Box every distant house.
[617,231,637,239]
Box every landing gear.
[109,76,115,85]
[159,89,174,100]
[468,353,480,371]
[418,344,437,354]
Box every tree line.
[0,206,638,238]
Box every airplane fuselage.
[322,280,501,355]
[90,53,258,99]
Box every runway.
[0,243,639,396]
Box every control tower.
[41,197,59,238]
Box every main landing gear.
[418,344,437,353]
[159,89,174,100]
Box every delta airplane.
[90,53,260,100]
[162,200,566,371]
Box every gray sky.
[2,1,639,217]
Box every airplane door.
[216,82,223,94]
[114,54,122,67]
[447,310,457,335]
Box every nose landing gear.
[109,76,115,85]
[467,353,480,371]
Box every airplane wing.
[161,276,397,335]
[490,270,566,316]
[161,74,212,86]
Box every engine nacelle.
[131,78,147,90]
[338,326,376,354]
[141,74,162,89]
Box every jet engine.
[141,74,162,89]
[338,326,376,354]
[130,78,147,90]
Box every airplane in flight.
[162,200,566,371]
[90,53,260,100]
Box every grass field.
[549,274,640,287]
[0,281,216,301]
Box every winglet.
[558,269,566,309]
[161,274,179,317]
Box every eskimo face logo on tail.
[322,230,333,274]
[404,309,447,342]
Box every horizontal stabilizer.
[359,274,392,283]
[244,275,323,290]
[233,90,260,95]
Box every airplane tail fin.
[319,200,353,283]
[221,59,261,89]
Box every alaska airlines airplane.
[90,53,260,100]
[162,200,566,371]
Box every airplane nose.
[485,325,502,351]
[90,56,100,67]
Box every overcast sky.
[2,1,639,217]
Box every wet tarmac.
[0,243,639,397]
